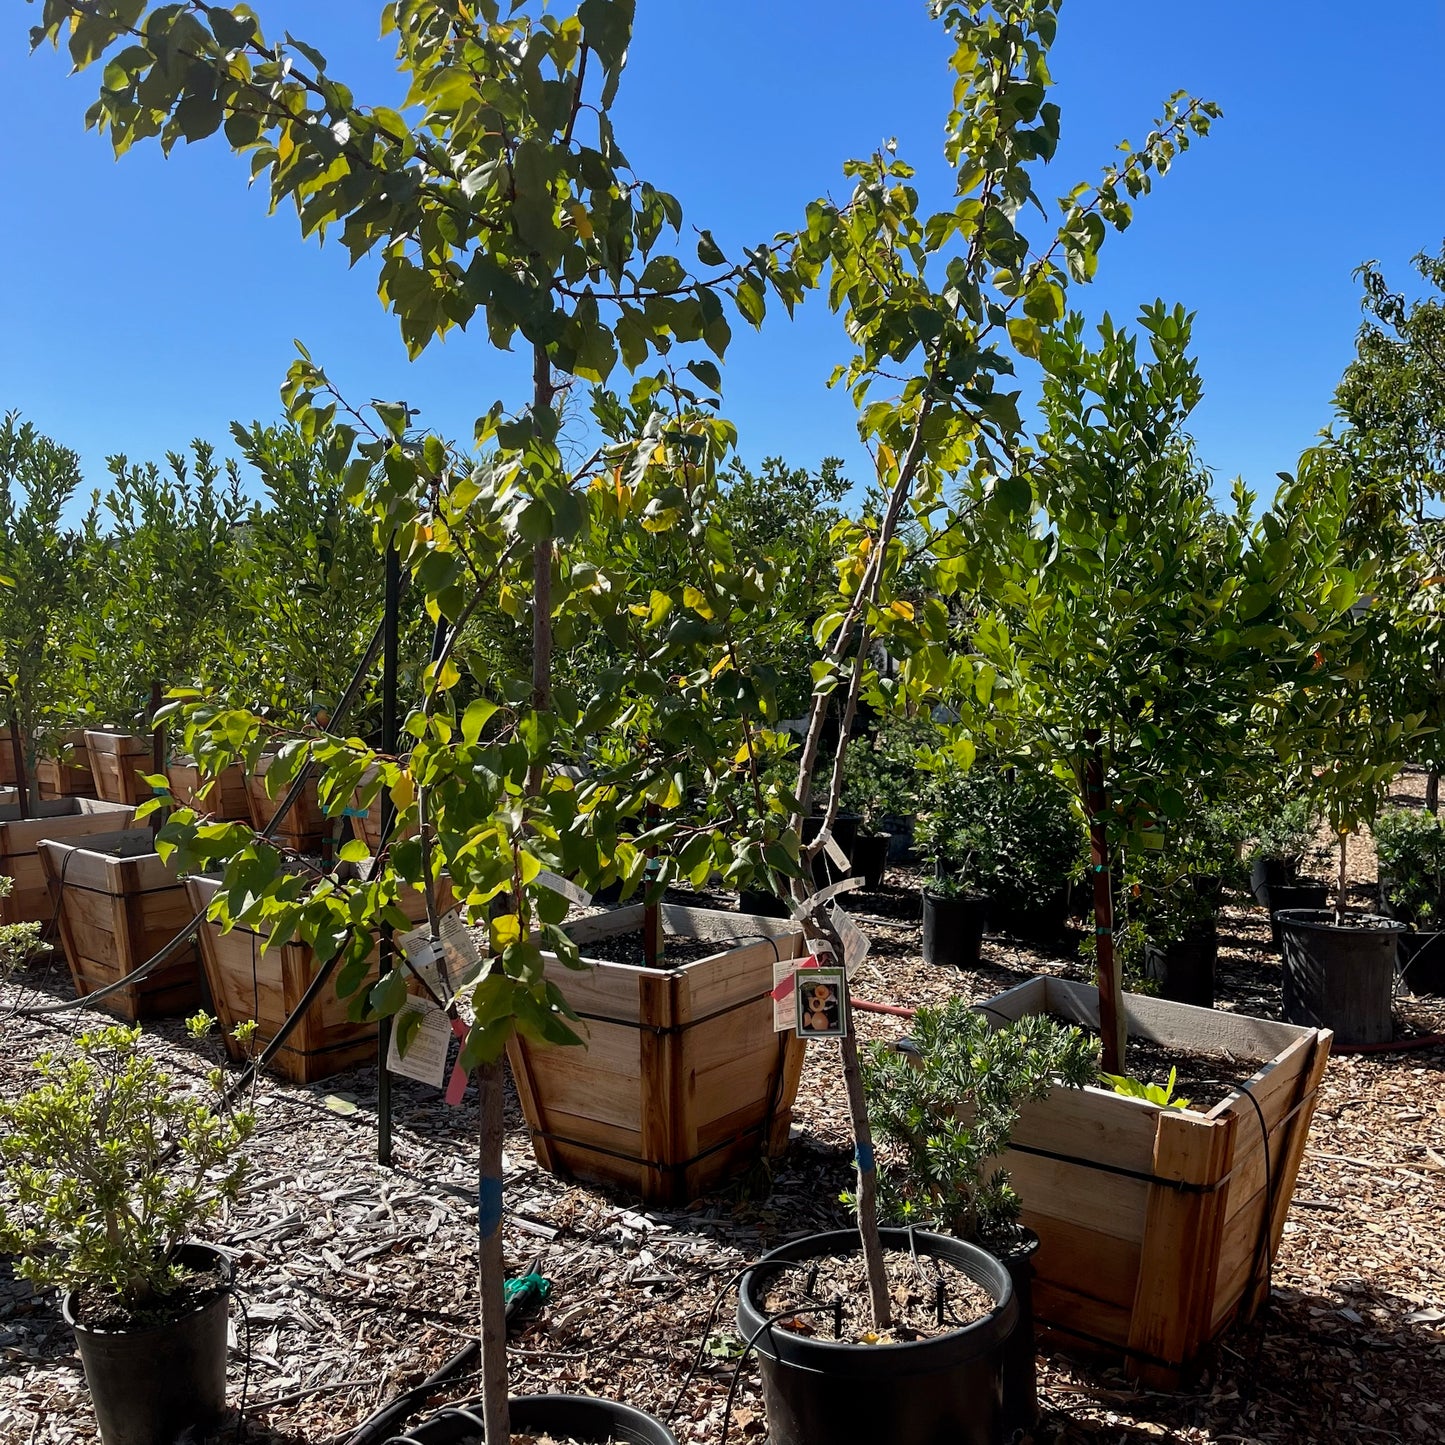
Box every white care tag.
[536,869,593,907]
[439,910,484,988]
[399,925,445,993]
[830,902,872,975]
[386,998,451,1087]
[823,833,851,870]
[790,876,862,920]
[771,955,820,1031]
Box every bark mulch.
[2,808,1443,1445]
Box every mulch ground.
[2,781,1443,1445]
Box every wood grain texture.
[506,910,809,1205]
[0,799,136,925]
[84,731,153,807]
[245,756,330,852]
[167,759,250,821]
[975,974,1330,1387]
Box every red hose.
[852,998,916,1020]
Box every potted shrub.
[914,764,993,969]
[1374,804,1445,993]
[859,997,1097,1439]
[1245,792,1329,939]
[0,1022,254,1445]
[840,721,924,889]
[0,876,44,980]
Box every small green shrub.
[0,1024,254,1312]
[1246,793,1320,867]
[856,997,1097,1241]
[1374,806,1445,924]
[0,876,44,981]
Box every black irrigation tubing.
[7,605,394,1022]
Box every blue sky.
[2,2,1442,511]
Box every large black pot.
[737,1229,1017,1445]
[1250,854,1299,908]
[986,889,1070,945]
[921,889,987,969]
[62,1242,233,1445]
[850,832,890,891]
[1276,909,1404,1045]
[1397,930,1445,996]
[804,812,861,887]
[396,1393,676,1443]
[1144,924,1217,1009]
[983,1228,1040,1440]
[1268,881,1330,951]
[738,886,792,919]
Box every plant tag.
[823,833,851,870]
[830,903,871,974]
[438,910,484,988]
[790,877,861,920]
[385,998,451,1088]
[795,966,848,1039]
[771,955,820,1031]
[536,869,592,907]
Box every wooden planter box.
[245,754,329,853]
[36,731,98,801]
[977,976,1332,1388]
[186,873,437,1084]
[39,829,201,1020]
[0,727,23,787]
[168,756,250,821]
[0,798,136,926]
[85,730,152,807]
[506,903,809,1207]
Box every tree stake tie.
[854,1139,875,1174]
[443,1017,471,1106]
[478,1173,503,1245]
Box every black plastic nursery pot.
[1144,926,1217,1009]
[850,831,890,891]
[921,889,988,969]
[983,1228,1040,1440]
[1276,909,1405,1046]
[738,1229,1017,1445]
[738,886,792,919]
[62,1242,233,1445]
[392,1393,677,1444]
[1267,881,1330,951]
[1250,854,1298,908]
[1398,930,1445,996]
[804,811,861,886]
[986,888,1070,945]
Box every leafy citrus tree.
[1334,244,1445,807]
[76,442,249,749]
[0,411,96,799]
[940,305,1362,1068]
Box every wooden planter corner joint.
[36,731,98,801]
[39,829,202,1021]
[84,730,153,807]
[245,754,330,853]
[506,903,809,1207]
[0,798,137,927]
[976,975,1332,1389]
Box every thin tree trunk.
[839,1030,891,1328]
[1083,740,1124,1074]
[477,1059,510,1445]
[6,706,28,818]
[526,345,555,799]
[1427,767,1439,815]
[1337,830,1348,926]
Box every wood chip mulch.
[2,788,1443,1445]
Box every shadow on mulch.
[1033,1278,1445,1443]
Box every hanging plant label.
[386,997,451,1088]
[536,868,592,907]
[438,910,484,989]
[830,902,872,974]
[771,955,820,1031]
[823,833,851,870]
[795,966,848,1039]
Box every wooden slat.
[1127,1110,1238,1387]
[1009,1082,1163,1174]
[1006,1150,1151,1243]
[661,903,802,942]
[1033,1279,1133,1356]
[84,731,152,807]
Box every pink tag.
[444,1016,470,1106]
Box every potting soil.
[760,1247,994,1344]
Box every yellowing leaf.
[888,600,915,621]
[710,653,734,678]
[683,585,714,619]
[389,772,416,811]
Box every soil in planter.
[579,931,737,968]
[1084,1028,1259,1108]
[73,1260,229,1332]
[759,1247,994,1344]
